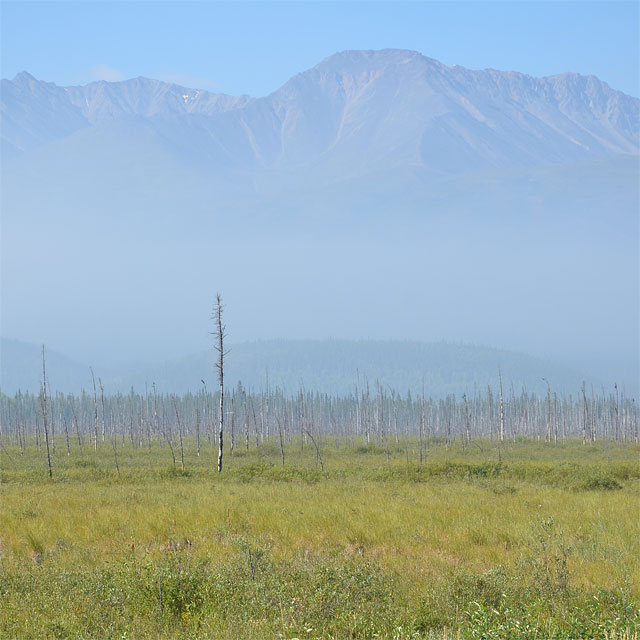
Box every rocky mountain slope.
[2,50,637,168]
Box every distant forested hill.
[0,338,108,395]
[1,337,602,398]
[120,340,595,397]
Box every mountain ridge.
[3,49,638,167]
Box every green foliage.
[579,473,623,491]
[72,458,98,468]
[355,444,387,455]
[229,461,322,484]
[159,465,192,479]
[0,438,638,639]
[25,531,44,556]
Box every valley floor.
[1,438,638,639]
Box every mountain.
[1,50,638,383]
[3,50,636,214]
[0,337,599,398]
[0,71,252,159]
[2,50,637,170]
[0,338,103,394]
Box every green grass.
[0,437,638,639]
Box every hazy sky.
[2,1,639,97]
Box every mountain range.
[3,49,637,168]
[1,49,638,388]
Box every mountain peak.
[2,52,638,165]
[12,70,38,84]
[313,48,441,72]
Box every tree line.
[0,374,636,463]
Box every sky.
[1,1,639,98]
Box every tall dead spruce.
[40,345,53,478]
[213,293,226,472]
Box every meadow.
[1,437,638,639]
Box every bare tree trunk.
[590,384,597,444]
[70,398,83,453]
[487,385,494,442]
[91,368,99,450]
[614,383,620,443]
[553,392,558,446]
[276,413,285,465]
[195,407,201,457]
[40,346,53,478]
[230,395,235,457]
[543,378,551,443]
[63,412,71,456]
[173,398,185,473]
[582,381,588,445]
[99,378,106,443]
[50,393,56,458]
[163,416,177,468]
[305,429,324,472]
[251,399,260,449]
[111,430,120,477]
[498,369,505,444]
[213,293,226,473]
[300,389,305,451]
[244,392,250,451]
[200,380,211,447]
[463,393,471,447]
[419,383,425,468]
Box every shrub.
[579,474,623,491]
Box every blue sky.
[1,1,638,97]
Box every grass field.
[1,437,638,639]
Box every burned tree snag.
[213,293,226,472]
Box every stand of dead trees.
[1,374,636,474]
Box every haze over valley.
[2,49,638,389]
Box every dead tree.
[173,397,185,473]
[90,368,99,450]
[498,369,505,443]
[62,411,71,456]
[463,393,471,447]
[213,293,226,472]
[305,429,324,472]
[276,412,285,465]
[553,392,558,446]
[70,397,83,453]
[543,378,551,443]
[230,394,235,457]
[243,390,250,451]
[582,381,588,445]
[419,383,426,468]
[614,383,620,443]
[111,426,120,477]
[195,407,201,457]
[99,378,106,443]
[299,388,306,451]
[40,346,53,478]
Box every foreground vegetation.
[1,438,638,639]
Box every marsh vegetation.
[0,427,638,639]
